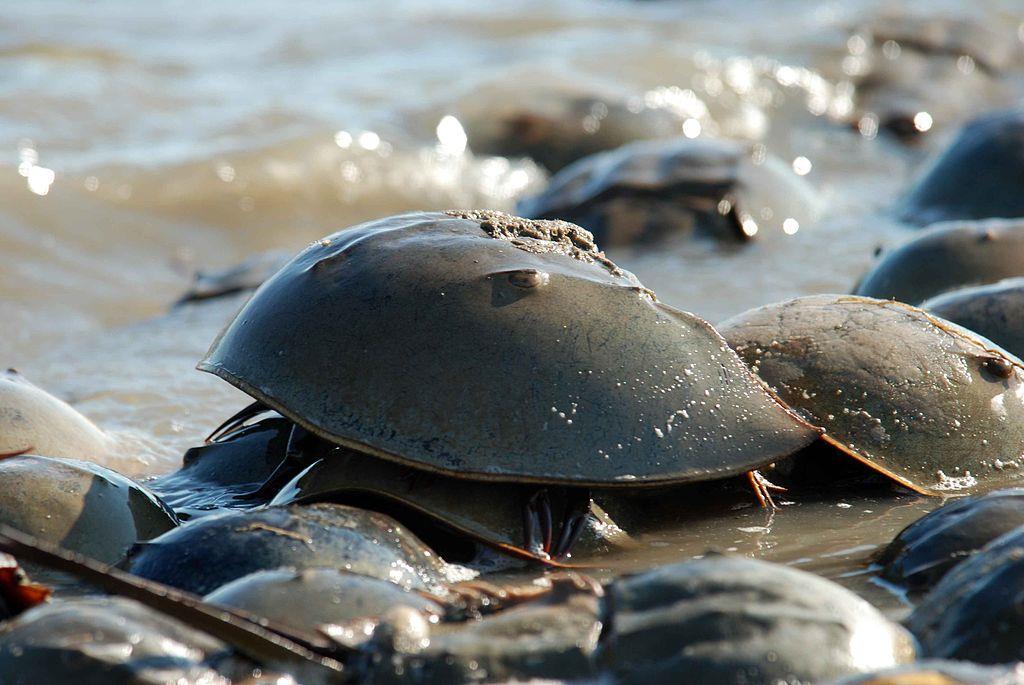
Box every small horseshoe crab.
[720,294,1024,495]
[855,219,1024,305]
[195,210,819,560]
[896,110,1024,226]
[517,138,817,246]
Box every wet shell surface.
[122,503,452,596]
[923,277,1024,360]
[720,294,1024,495]
[907,525,1024,663]
[204,567,445,635]
[150,415,294,513]
[0,369,112,463]
[896,109,1024,226]
[199,210,818,486]
[877,488,1024,592]
[517,138,817,246]
[0,597,241,685]
[854,219,1024,305]
[0,455,177,564]
[603,556,915,685]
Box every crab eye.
[981,356,1014,380]
[507,269,548,289]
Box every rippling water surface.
[3,0,1024,608]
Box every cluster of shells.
[5,14,1024,685]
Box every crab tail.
[820,434,932,496]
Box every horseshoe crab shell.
[922,278,1024,360]
[122,503,452,596]
[720,294,1024,495]
[854,219,1024,305]
[896,110,1024,226]
[0,369,112,463]
[517,139,817,246]
[877,488,1024,592]
[0,597,243,685]
[0,455,177,564]
[199,211,818,487]
[906,525,1024,663]
[269,450,634,561]
[204,568,445,636]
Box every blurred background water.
[1,0,1022,487]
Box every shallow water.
[3,0,1024,613]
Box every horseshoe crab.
[204,568,446,636]
[841,15,1017,141]
[720,294,1024,495]
[517,138,817,246]
[896,110,1024,225]
[0,597,251,685]
[451,85,696,173]
[854,219,1024,305]
[122,503,455,596]
[923,278,1024,360]
[267,441,634,562]
[0,455,177,564]
[0,369,112,463]
[197,211,819,559]
[877,488,1024,592]
[906,525,1024,663]
[176,250,290,306]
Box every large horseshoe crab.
[517,138,817,246]
[720,294,1024,495]
[196,210,819,560]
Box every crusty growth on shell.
[446,209,628,280]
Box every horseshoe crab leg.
[747,470,786,508]
[524,490,555,557]
[0,525,346,680]
[550,489,593,559]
